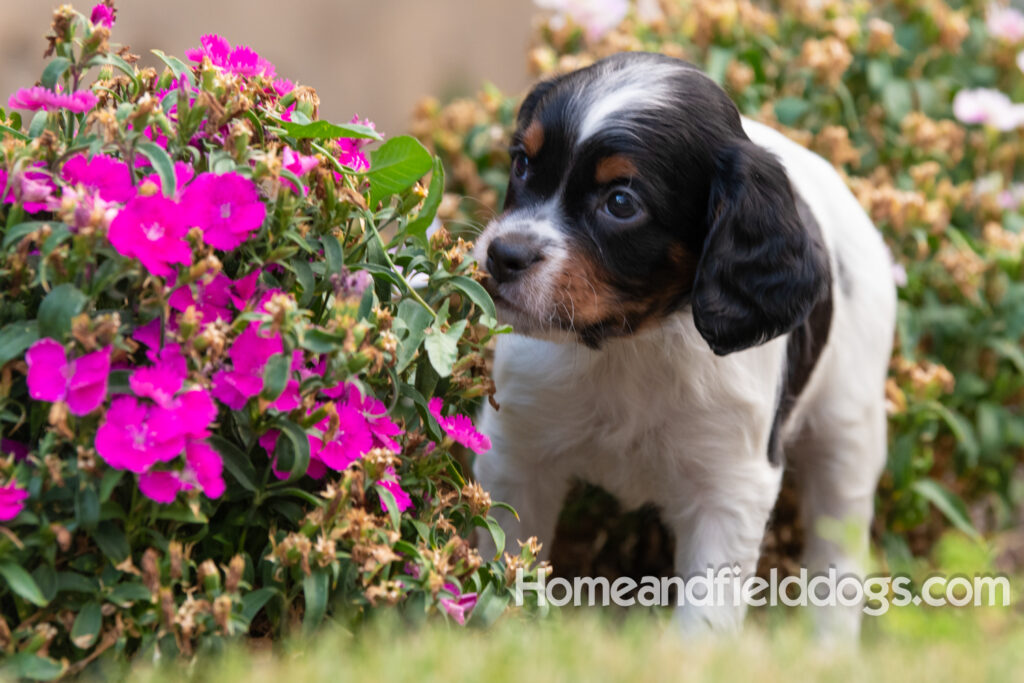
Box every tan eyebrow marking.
[594,155,638,184]
[521,119,544,157]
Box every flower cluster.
[0,2,533,670]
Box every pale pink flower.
[439,583,478,625]
[987,2,1024,43]
[952,88,1024,131]
[25,339,111,416]
[534,0,628,41]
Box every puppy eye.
[603,189,643,221]
[511,152,529,180]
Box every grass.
[116,601,1024,683]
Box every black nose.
[486,237,543,284]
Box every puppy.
[473,52,896,636]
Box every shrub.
[0,3,543,677]
[413,0,1024,566]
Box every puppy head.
[475,52,829,353]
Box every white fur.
[576,61,681,144]
[474,117,896,637]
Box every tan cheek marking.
[594,155,639,185]
[522,120,544,157]
[551,250,621,327]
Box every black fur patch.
[766,195,833,465]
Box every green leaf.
[376,485,402,530]
[322,233,344,276]
[0,560,49,606]
[241,587,278,623]
[274,419,311,482]
[151,49,196,87]
[3,220,69,249]
[0,122,28,142]
[28,111,47,139]
[37,283,88,340]
[881,79,913,124]
[466,582,508,628]
[41,57,71,90]
[423,320,467,377]
[2,653,64,681]
[395,298,434,373]
[108,582,152,606]
[367,135,433,207]
[75,486,100,530]
[405,158,445,244]
[473,514,505,560]
[279,119,381,141]
[706,46,735,85]
[447,276,497,319]
[94,521,130,563]
[261,353,292,402]
[302,569,330,632]
[137,140,177,197]
[70,602,102,649]
[0,320,39,366]
[912,479,980,540]
[917,400,980,467]
[773,97,811,126]
[210,436,260,492]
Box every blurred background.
[0,0,536,134]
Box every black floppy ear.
[691,139,830,356]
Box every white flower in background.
[635,0,663,24]
[952,87,1024,131]
[987,2,1024,43]
[535,0,629,42]
[1017,49,1024,73]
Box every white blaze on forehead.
[575,61,680,144]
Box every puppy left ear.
[692,139,830,356]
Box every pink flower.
[186,34,276,80]
[169,273,235,327]
[0,481,29,521]
[90,3,116,28]
[142,161,195,200]
[952,88,1024,131]
[341,384,401,451]
[282,148,320,195]
[317,404,374,469]
[25,339,111,416]
[534,0,628,42]
[138,470,187,503]
[427,398,492,454]
[378,466,412,512]
[108,195,193,276]
[335,115,375,172]
[273,79,295,96]
[181,172,266,250]
[210,323,283,410]
[439,583,478,625]
[259,429,328,480]
[129,347,187,409]
[95,396,185,473]
[184,438,225,498]
[8,86,98,113]
[17,169,56,213]
[987,2,1024,43]
[62,153,136,203]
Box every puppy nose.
[486,237,542,284]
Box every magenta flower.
[108,194,193,276]
[129,346,187,409]
[341,384,401,451]
[138,470,187,503]
[186,34,276,80]
[378,466,412,512]
[427,398,492,454]
[273,78,295,96]
[95,396,185,473]
[259,429,328,480]
[181,172,266,250]
[184,438,225,498]
[90,3,115,28]
[334,115,375,172]
[25,339,111,416]
[439,582,478,626]
[142,161,195,199]
[169,273,234,327]
[317,404,374,470]
[62,153,136,203]
[8,86,98,113]
[210,323,283,410]
[282,148,320,195]
[0,481,29,522]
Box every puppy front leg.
[666,460,782,634]
[473,449,570,562]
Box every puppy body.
[474,54,895,636]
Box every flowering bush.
[414,0,1024,570]
[0,3,544,677]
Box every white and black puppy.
[472,52,896,636]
